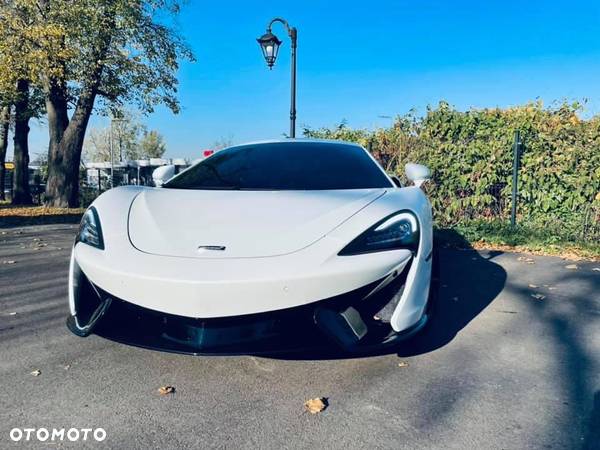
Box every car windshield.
[164,142,393,190]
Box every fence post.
[510,130,522,227]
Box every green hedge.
[304,101,600,242]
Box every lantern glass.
[257,32,282,69]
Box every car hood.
[127,188,386,258]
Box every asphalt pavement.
[1,224,599,449]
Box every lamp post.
[110,118,124,188]
[257,17,297,138]
[109,123,114,188]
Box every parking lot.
[1,224,599,449]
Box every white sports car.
[67,139,434,354]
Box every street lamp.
[110,117,124,188]
[257,17,298,138]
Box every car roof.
[224,138,364,149]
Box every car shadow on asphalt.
[270,230,507,361]
[502,267,600,450]
[394,245,507,358]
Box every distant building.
[84,158,189,189]
[84,150,219,189]
[2,150,215,199]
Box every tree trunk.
[43,21,112,208]
[45,84,97,207]
[0,106,9,201]
[44,80,71,207]
[12,79,32,205]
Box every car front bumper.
[67,258,429,355]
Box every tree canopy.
[84,111,167,162]
[139,130,166,158]
[0,0,193,206]
[1,0,192,112]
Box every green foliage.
[84,111,167,161]
[304,101,600,243]
[0,0,194,114]
[84,110,144,162]
[30,151,48,181]
[303,121,371,147]
[1,0,193,207]
[139,130,166,158]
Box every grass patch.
[436,220,600,260]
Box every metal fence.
[1,169,45,205]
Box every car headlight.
[339,211,419,255]
[76,207,105,250]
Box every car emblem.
[197,245,226,251]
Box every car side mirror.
[405,163,431,188]
[388,174,402,188]
[152,165,176,187]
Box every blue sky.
[23,0,600,160]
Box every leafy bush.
[304,101,600,242]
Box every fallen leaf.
[8,312,17,316]
[64,365,71,370]
[1,206,84,218]
[517,256,535,264]
[3,260,16,264]
[158,386,175,395]
[398,361,410,368]
[565,264,578,270]
[531,293,546,300]
[304,398,327,414]
[528,284,538,288]
[30,369,41,377]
